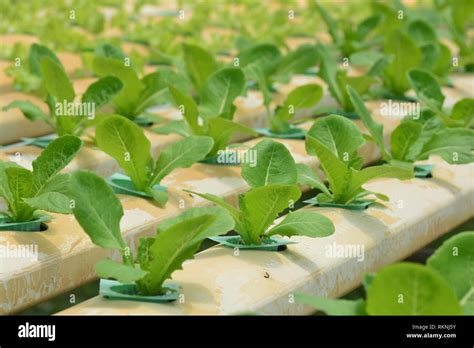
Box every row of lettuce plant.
[0,94,470,307]
[3,41,324,143]
[3,19,473,147]
[3,44,124,146]
[2,1,472,73]
[315,0,473,77]
[1,51,472,229]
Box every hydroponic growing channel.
[0,0,473,346]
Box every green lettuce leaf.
[427,232,474,314]
[241,139,297,188]
[69,170,126,251]
[182,43,218,91]
[199,68,246,119]
[95,116,153,191]
[268,211,335,238]
[240,184,300,244]
[366,263,462,315]
[137,214,216,295]
[151,135,214,185]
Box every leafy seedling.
[274,44,320,83]
[300,114,412,207]
[405,19,452,84]
[348,85,474,176]
[381,29,421,98]
[443,0,474,72]
[186,139,335,246]
[3,56,123,139]
[69,170,235,298]
[95,115,214,205]
[408,68,474,128]
[427,231,474,315]
[297,262,462,315]
[314,1,381,58]
[181,43,218,92]
[5,43,59,95]
[92,51,188,124]
[316,44,378,116]
[255,83,323,137]
[154,67,257,158]
[296,232,473,315]
[237,43,319,122]
[0,136,82,228]
[80,43,146,78]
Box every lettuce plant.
[154,67,257,157]
[181,43,218,92]
[299,114,412,206]
[296,231,473,315]
[442,0,474,72]
[266,84,323,134]
[237,43,282,119]
[92,53,187,123]
[274,44,320,83]
[381,29,421,97]
[0,136,82,223]
[95,115,214,205]
[80,43,147,78]
[3,56,123,137]
[314,1,380,58]
[317,44,377,114]
[348,86,474,172]
[187,139,335,245]
[4,43,55,95]
[408,69,474,128]
[69,170,234,296]
[70,1,105,34]
[405,20,452,84]
[237,43,319,119]
[238,43,320,85]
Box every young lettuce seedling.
[154,67,257,158]
[5,43,59,95]
[69,170,235,297]
[316,44,378,116]
[237,43,319,124]
[3,56,123,139]
[95,115,214,205]
[80,43,146,78]
[274,44,320,83]
[408,69,474,128]
[187,139,335,246]
[381,29,421,98]
[92,51,187,124]
[314,1,381,58]
[181,43,219,92]
[348,86,474,175]
[299,114,413,207]
[405,20,453,84]
[0,136,82,226]
[257,83,323,138]
[296,231,473,315]
[443,0,474,72]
